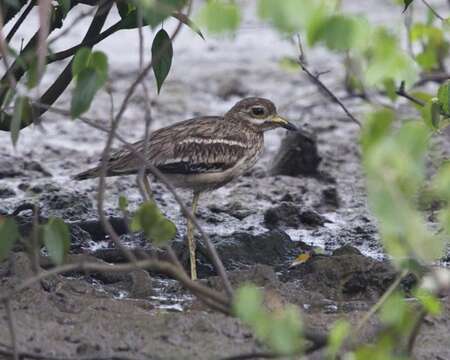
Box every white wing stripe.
[180,137,248,148]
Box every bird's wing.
[104,117,249,175]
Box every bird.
[74,97,297,280]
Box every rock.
[0,156,23,178]
[264,202,301,229]
[208,201,255,220]
[38,190,94,221]
[264,203,327,229]
[299,209,328,228]
[270,128,321,177]
[195,230,309,277]
[0,185,16,198]
[129,270,153,298]
[69,225,93,251]
[322,187,340,208]
[207,264,279,291]
[284,245,415,301]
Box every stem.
[5,0,34,43]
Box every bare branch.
[396,80,426,106]
[421,0,445,21]
[296,37,361,127]
[5,0,34,43]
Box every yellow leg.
[187,192,200,280]
[143,176,154,200]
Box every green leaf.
[151,29,173,94]
[119,0,186,29]
[72,48,92,77]
[119,195,129,211]
[57,0,71,15]
[414,288,442,316]
[131,201,177,245]
[383,79,397,102]
[360,108,395,153]
[234,285,302,355]
[310,15,370,52]
[403,0,414,12]
[365,28,419,87]
[173,12,205,40]
[11,97,24,146]
[0,217,20,262]
[71,68,99,118]
[42,218,70,265]
[197,0,241,34]
[430,98,441,129]
[233,285,264,323]
[27,57,40,89]
[89,51,109,86]
[380,292,408,328]
[437,80,450,115]
[327,320,350,358]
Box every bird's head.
[226,97,297,132]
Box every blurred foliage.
[42,218,70,265]
[131,200,177,245]
[1,0,449,358]
[71,48,109,118]
[234,285,303,355]
[0,217,19,261]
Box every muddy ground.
[1,0,449,359]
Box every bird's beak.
[271,115,297,131]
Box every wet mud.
[0,0,449,359]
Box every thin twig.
[354,270,409,334]
[296,36,361,127]
[5,0,34,43]
[0,258,230,310]
[396,81,426,107]
[3,299,19,360]
[36,0,52,85]
[406,308,427,355]
[421,0,445,21]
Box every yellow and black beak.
[272,115,297,131]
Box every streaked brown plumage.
[74,97,297,279]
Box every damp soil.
[1,1,450,359]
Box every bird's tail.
[72,166,101,180]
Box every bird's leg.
[143,175,154,200]
[187,191,200,280]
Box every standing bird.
[74,97,297,280]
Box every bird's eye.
[251,106,265,117]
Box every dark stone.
[129,269,153,298]
[208,201,254,220]
[38,190,94,221]
[270,128,321,177]
[0,185,16,198]
[264,203,327,229]
[69,225,93,251]
[24,160,52,177]
[196,230,308,275]
[264,202,301,229]
[322,187,340,208]
[299,209,328,227]
[0,157,23,178]
[284,245,417,301]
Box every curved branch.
[0,0,113,131]
[5,0,35,43]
